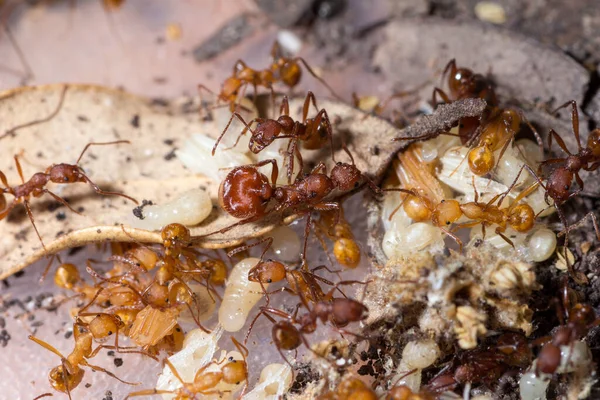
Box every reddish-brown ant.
[534,280,599,376]
[0,140,137,249]
[198,42,342,112]
[213,92,334,182]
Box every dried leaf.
[0,85,484,279]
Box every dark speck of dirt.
[103,390,113,400]
[85,383,92,388]
[0,329,11,347]
[77,115,90,122]
[107,350,115,356]
[77,206,85,213]
[114,358,123,367]
[164,148,177,161]
[14,270,24,278]
[132,200,154,220]
[290,363,320,394]
[164,139,174,146]
[64,330,73,340]
[130,114,140,128]
[0,317,5,329]
[56,211,66,221]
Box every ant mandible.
[212,92,335,182]
[198,41,342,113]
[0,140,137,249]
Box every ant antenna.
[76,140,131,164]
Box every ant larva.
[0,140,138,250]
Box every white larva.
[402,339,441,369]
[156,326,223,399]
[269,225,301,263]
[244,363,293,400]
[219,257,268,332]
[527,228,557,262]
[127,188,212,231]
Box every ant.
[388,172,538,250]
[216,145,380,234]
[314,207,361,269]
[212,92,334,182]
[534,279,599,376]
[245,281,368,367]
[29,328,140,399]
[198,41,342,112]
[0,140,138,250]
[126,337,249,399]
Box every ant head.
[273,321,301,350]
[448,66,474,96]
[569,303,595,325]
[588,129,600,156]
[547,168,573,204]
[431,200,462,227]
[508,204,535,233]
[248,260,286,284]
[143,282,169,307]
[280,60,301,88]
[219,166,272,219]
[222,357,248,385]
[501,109,522,132]
[331,163,362,192]
[54,263,80,289]
[49,364,84,393]
[161,223,191,255]
[49,164,82,184]
[467,146,494,176]
[251,120,283,152]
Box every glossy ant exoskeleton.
[213,92,334,182]
[0,140,138,250]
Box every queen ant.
[212,92,334,182]
[126,337,249,399]
[198,41,342,113]
[29,327,140,399]
[0,140,137,250]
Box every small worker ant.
[387,174,538,250]
[534,279,599,376]
[314,207,361,269]
[198,41,342,112]
[212,92,335,182]
[29,329,140,399]
[245,280,368,367]
[0,140,138,250]
[125,337,249,399]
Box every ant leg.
[41,189,84,215]
[80,175,138,204]
[293,57,345,102]
[75,140,131,164]
[557,212,600,241]
[552,100,582,151]
[496,229,515,248]
[213,113,261,155]
[547,129,573,156]
[301,212,314,269]
[313,202,340,239]
[432,87,451,106]
[28,335,66,359]
[585,161,600,171]
[520,113,544,154]
[227,236,273,260]
[83,361,141,385]
[13,154,26,183]
[32,394,53,400]
[376,81,430,115]
[439,227,463,252]
[2,86,68,140]
[23,200,47,251]
[0,200,17,220]
[442,59,457,85]
[125,389,175,399]
[312,108,336,163]
[280,95,290,116]
[301,91,320,122]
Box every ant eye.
[63,177,69,182]
[354,182,359,188]
[446,221,451,225]
[336,162,342,166]
[564,185,569,190]
[267,279,272,283]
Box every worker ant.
[198,41,342,113]
[313,207,361,269]
[29,329,140,400]
[245,281,368,367]
[534,279,599,376]
[213,92,335,183]
[0,140,138,250]
[125,337,249,399]
[387,173,538,250]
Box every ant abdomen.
[219,166,272,219]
